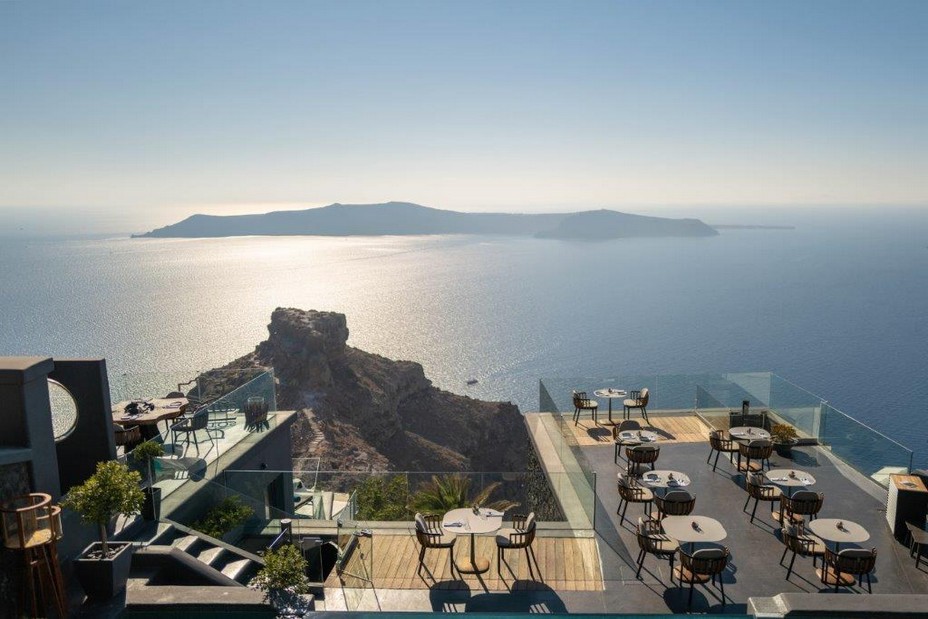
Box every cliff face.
[225,308,531,472]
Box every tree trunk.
[100,523,109,557]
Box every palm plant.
[409,473,519,513]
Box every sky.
[1,0,927,233]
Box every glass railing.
[109,367,276,412]
[541,372,915,486]
[210,468,594,536]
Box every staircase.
[141,520,265,586]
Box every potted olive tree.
[250,544,313,617]
[771,423,799,457]
[131,440,165,521]
[62,460,145,599]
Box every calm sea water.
[2,208,926,466]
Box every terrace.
[131,372,926,616]
[6,359,927,618]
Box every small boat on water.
[466,379,478,385]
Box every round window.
[48,379,79,441]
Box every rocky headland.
[216,307,532,473]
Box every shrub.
[61,460,144,556]
[251,543,310,594]
[771,423,799,443]
[192,496,254,539]
[409,474,519,513]
[131,440,164,487]
[355,475,411,521]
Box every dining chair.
[572,391,598,425]
[495,512,538,576]
[707,430,738,472]
[779,522,825,579]
[614,420,642,463]
[635,517,679,579]
[743,472,782,524]
[822,546,877,593]
[675,546,730,611]
[414,512,456,577]
[617,474,654,525]
[623,388,650,422]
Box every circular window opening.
[48,379,79,441]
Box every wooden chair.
[674,546,730,611]
[613,420,642,463]
[779,522,825,580]
[623,388,650,422]
[626,444,660,475]
[906,522,928,569]
[495,512,537,575]
[777,490,824,525]
[113,423,141,451]
[414,513,456,577]
[572,391,598,425]
[706,430,738,472]
[821,547,877,593]
[743,472,782,524]
[654,490,696,520]
[737,439,773,472]
[617,474,654,525]
[635,517,679,579]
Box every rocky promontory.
[218,308,532,472]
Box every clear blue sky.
[1,0,926,232]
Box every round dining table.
[728,426,771,441]
[766,469,816,497]
[662,515,727,554]
[594,388,627,423]
[441,507,503,574]
[808,518,870,585]
[640,470,691,489]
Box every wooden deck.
[325,533,603,592]
[565,413,711,446]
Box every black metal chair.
[170,407,216,454]
[244,396,270,432]
[737,439,773,473]
[617,474,654,525]
[635,517,678,579]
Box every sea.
[2,207,926,467]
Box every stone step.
[150,523,176,546]
[171,534,202,553]
[221,558,255,583]
[197,545,227,567]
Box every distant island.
[134,201,719,240]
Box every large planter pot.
[142,486,162,521]
[74,542,134,599]
[773,439,798,457]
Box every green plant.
[61,460,144,557]
[771,423,799,443]
[409,474,519,513]
[250,544,310,595]
[192,496,254,539]
[355,475,411,521]
[131,440,164,488]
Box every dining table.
[441,507,504,574]
[594,388,627,424]
[640,470,691,489]
[728,426,771,441]
[112,398,189,439]
[808,518,871,585]
[661,515,727,555]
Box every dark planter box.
[74,541,134,599]
[142,486,162,521]
[774,440,798,457]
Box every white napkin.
[482,509,504,517]
[445,521,465,527]
[769,477,788,482]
